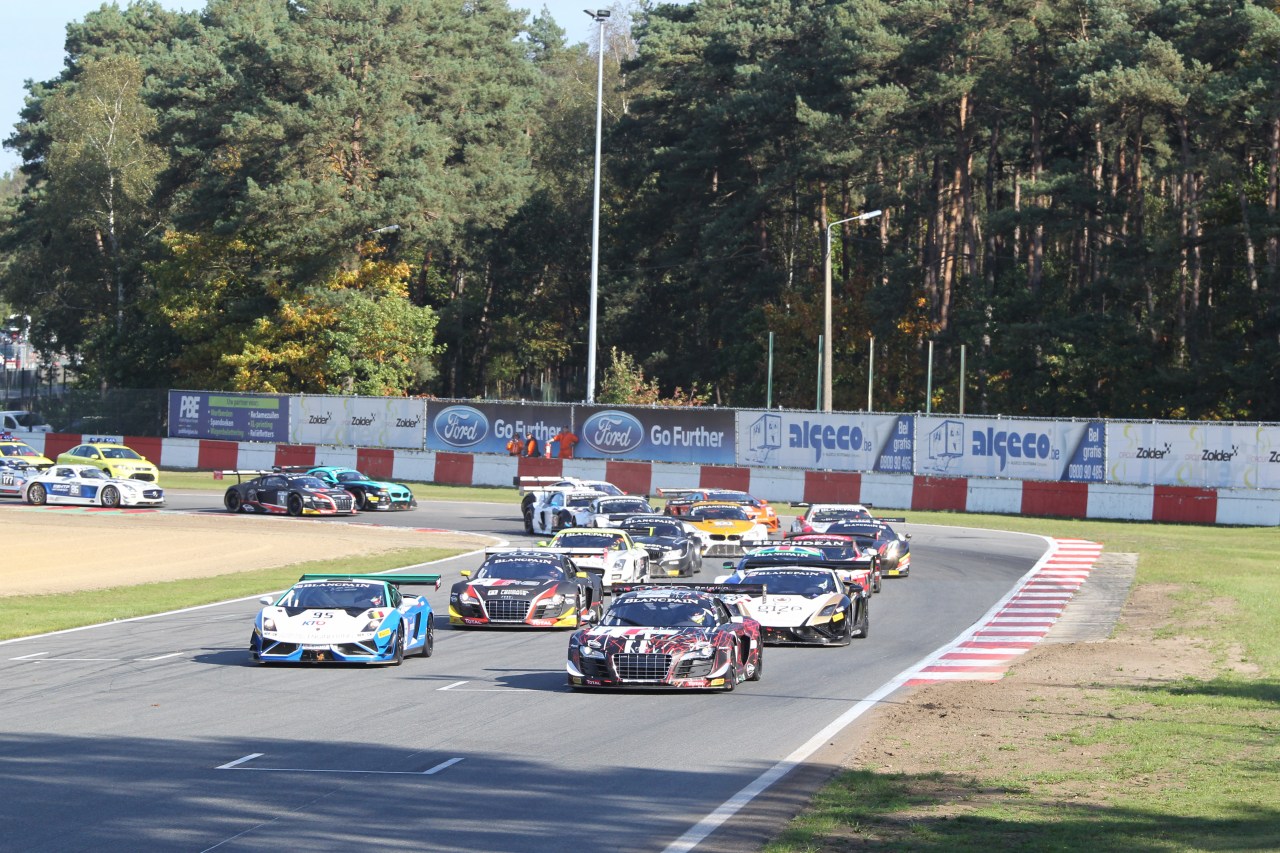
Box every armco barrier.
[19,434,1280,526]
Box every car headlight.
[578,643,605,659]
[262,617,276,632]
[686,643,715,659]
[545,593,565,608]
[818,603,840,617]
[663,549,683,562]
[611,555,629,569]
[459,590,479,606]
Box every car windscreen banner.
[168,390,290,442]
[915,416,1105,482]
[425,401,572,454]
[735,411,913,473]
[573,406,735,464]
[290,395,427,449]
[1107,421,1280,488]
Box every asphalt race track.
[0,491,1050,852]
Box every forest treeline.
[1,0,1278,419]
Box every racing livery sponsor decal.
[915,416,1104,482]
[736,411,912,472]
[1107,421,1280,488]
[168,390,289,442]
[292,395,427,450]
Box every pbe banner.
[574,406,736,464]
[425,401,572,454]
[1107,421,1280,488]
[291,395,427,449]
[915,416,1105,482]
[168,390,290,442]
[736,411,914,473]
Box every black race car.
[617,514,702,578]
[449,549,604,628]
[567,585,763,691]
[782,533,882,592]
[822,518,911,577]
[221,469,358,516]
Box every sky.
[0,1,602,177]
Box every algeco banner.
[1107,421,1280,489]
[573,406,735,464]
[915,416,1105,482]
[424,401,571,455]
[168,390,289,442]
[736,411,914,473]
[290,395,427,449]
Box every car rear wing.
[611,582,766,607]
[213,469,274,482]
[299,572,442,590]
[515,475,563,494]
[871,516,906,523]
[536,546,610,559]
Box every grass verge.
[763,511,1280,852]
[0,546,460,641]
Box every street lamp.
[823,209,882,412]
[584,8,611,404]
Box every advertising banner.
[425,401,572,455]
[168,390,289,442]
[290,395,427,449]
[574,406,736,464]
[1107,421,1280,488]
[735,411,914,473]
[915,416,1105,482]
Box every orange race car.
[658,487,780,532]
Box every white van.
[0,411,53,433]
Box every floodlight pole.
[823,209,882,412]
[584,9,611,404]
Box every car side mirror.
[537,541,548,547]
[730,615,744,624]
[576,572,588,579]
[459,570,471,579]
[258,595,274,606]
[904,533,912,539]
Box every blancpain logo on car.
[434,406,489,447]
[582,411,644,454]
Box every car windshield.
[475,557,565,580]
[623,520,684,538]
[76,468,107,480]
[602,596,718,627]
[741,570,836,596]
[277,581,385,610]
[708,490,754,505]
[587,482,624,496]
[0,444,36,457]
[99,447,142,460]
[553,532,626,549]
[289,476,328,490]
[567,495,598,508]
[690,505,749,521]
[334,470,372,483]
[598,498,650,513]
[813,508,869,522]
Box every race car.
[527,487,610,535]
[789,502,874,535]
[716,562,869,644]
[55,442,159,482]
[0,432,52,469]
[567,585,763,690]
[589,495,656,527]
[825,518,912,577]
[617,514,702,578]
[779,533,882,592]
[305,466,417,511]
[518,476,623,533]
[449,549,604,628]
[250,572,440,664]
[684,502,771,558]
[659,488,780,531]
[539,528,649,590]
[21,464,165,508]
[221,469,358,516]
[0,458,40,498]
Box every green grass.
[764,511,1280,853]
[0,546,461,640]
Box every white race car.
[589,495,656,527]
[22,464,165,508]
[519,476,623,534]
[788,502,874,535]
[539,528,650,590]
[0,458,40,498]
[716,563,870,645]
[527,487,610,535]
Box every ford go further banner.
[424,401,572,455]
[573,406,735,464]
[915,416,1105,482]
[168,390,290,442]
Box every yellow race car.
[55,442,160,482]
[0,433,53,469]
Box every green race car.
[306,466,418,511]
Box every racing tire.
[391,625,406,666]
[103,467,113,478]
[100,485,121,508]
[556,511,573,531]
[522,498,535,534]
[420,619,435,658]
[873,572,882,593]
[287,494,304,517]
[224,490,242,512]
[856,603,870,640]
[840,607,855,645]
[747,644,763,681]
[356,490,371,511]
[27,483,47,506]
[722,660,737,692]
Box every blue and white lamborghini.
[250,573,440,665]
